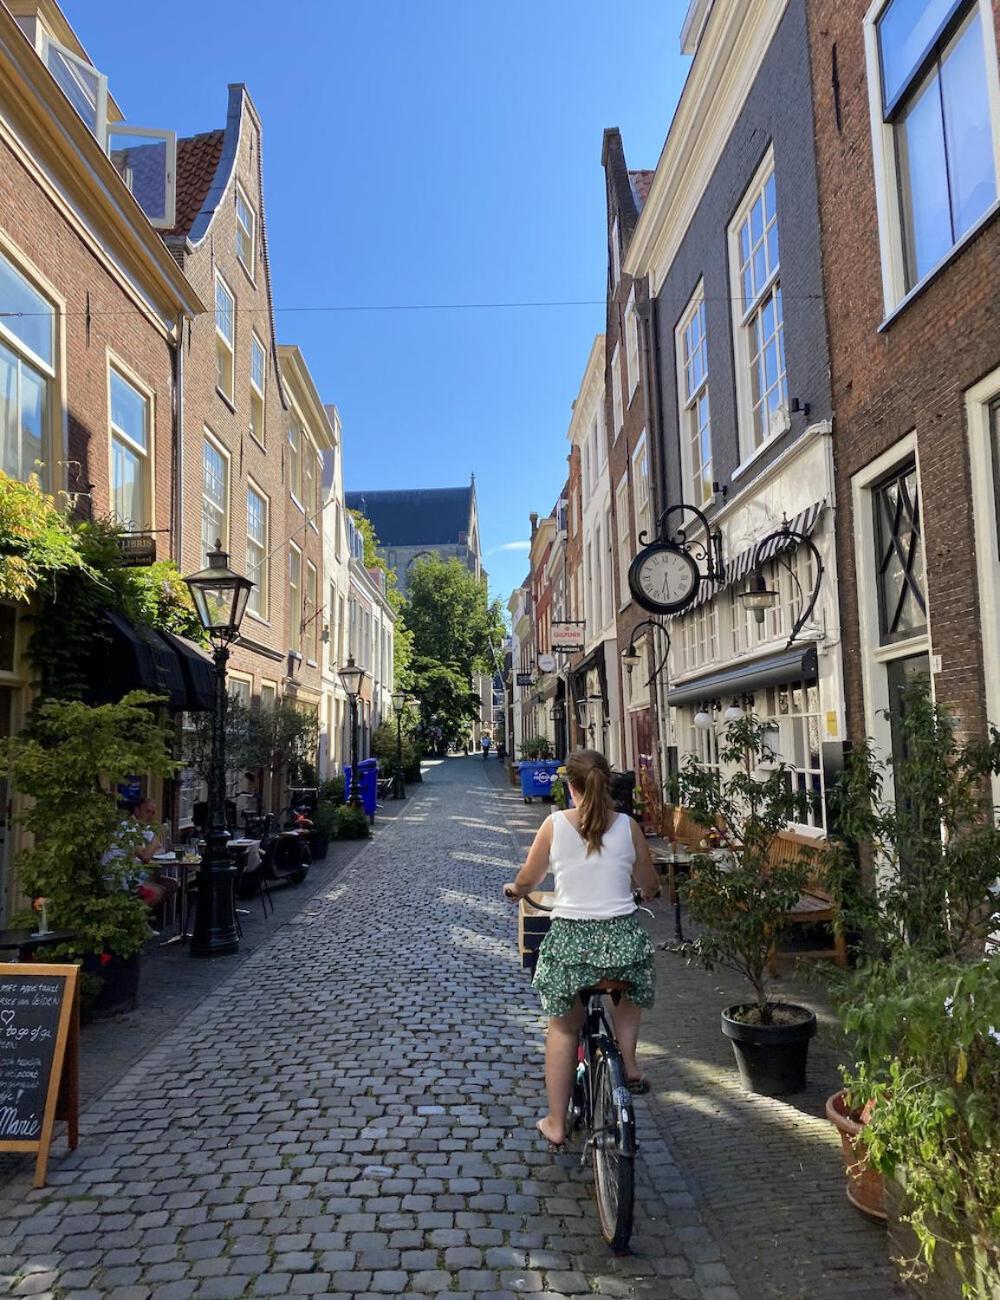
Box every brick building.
[624,0,845,831]
[601,131,661,794]
[806,0,1000,776]
[0,1,203,918]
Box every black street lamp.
[391,689,409,799]
[338,655,366,806]
[184,541,253,958]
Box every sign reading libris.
[550,621,585,654]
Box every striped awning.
[683,499,826,613]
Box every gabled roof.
[345,487,474,548]
[164,130,225,239]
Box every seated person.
[103,797,179,922]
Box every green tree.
[408,656,482,753]
[403,554,504,678]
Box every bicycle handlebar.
[510,888,655,912]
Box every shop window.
[873,461,927,644]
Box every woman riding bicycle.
[504,748,660,1148]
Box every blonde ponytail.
[565,749,615,855]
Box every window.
[200,435,229,561]
[42,36,107,139]
[303,445,314,521]
[109,366,150,529]
[249,334,266,444]
[0,254,54,484]
[107,128,176,229]
[289,544,302,654]
[215,274,235,401]
[582,441,590,503]
[603,506,613,627]
[610,216,621,287]
[872,0,998,295]
[625,291,640,398]
[228,674,251,708]
[731,156,787,455]
[611,345,624,438]
[632,434,651,544]
[593,523,603,631]
[730,546,815,655]
[616,477,631,607]
[757,680,826,829]
[288,425,303,504]
[260,680,276,710]
[305,561,319,662]
[677,289,712,507]
[873,461,927,643]
[246,484,268,618]
[991,399,1000,556]
[676,601,719,674]
[235,185,256,274]
[314,453,324,519]
[680,708,720,778]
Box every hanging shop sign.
[537,654,557,673]
[516,672,534,687]
[117,533,157,567]
[550,621,586,654]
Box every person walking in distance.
[481,734,492,761]
[503,749,660,1147]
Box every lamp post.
[184,541,253,958]
[338,655,366,807]
[391,689,409,799]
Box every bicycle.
[520,890,652,1252]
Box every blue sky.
[67,1,689,605]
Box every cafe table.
[0,928,78,962]
[646,838,694,944]
[151,853,200,946]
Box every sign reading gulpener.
[0,963,79,1187]
[550,621,585,654]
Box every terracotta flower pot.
[825,1089,886,1220]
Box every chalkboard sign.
[0,963,79,1187]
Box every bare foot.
[536,1116,565,1148]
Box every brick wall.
[0,136,175,537]
[806,0,1000,742]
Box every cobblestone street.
[0,758,739,1300]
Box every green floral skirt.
[532,914,655,1018]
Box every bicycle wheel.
[590,1046,636,1251]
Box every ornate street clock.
[628,540,701,615]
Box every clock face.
[628,543,700,614]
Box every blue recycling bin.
[344,757,378,819]
[519,759,561,801]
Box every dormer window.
[41,35,107,138]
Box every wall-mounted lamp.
[722,693,755,723]
[789,397,810,417]
[621,644,641,676]
[738,569,778,625]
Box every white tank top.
[548,810,637,920]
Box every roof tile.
[163,130,224,240]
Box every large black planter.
[721,1003,817,1096]
[309,831,330,860]
[82,952,142,1018]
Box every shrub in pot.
[675,714,817,1096]
[823,684,1000,1252]
[0,692,177,1014]
[336,804,371,840]
[309,800,340,859]
[519,736,553,760]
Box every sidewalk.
[0,757,740,1300]
[486,758,902,1300]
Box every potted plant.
[336,804,371,840]
[675,714,817,1096]
[309,800,340,859]
[821,685,1000,1274]
[0,692,177,1015]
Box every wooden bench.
[766,829,847,971]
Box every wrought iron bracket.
[640,502,724,587]
[624,617,673,689]
[747,520,825,649]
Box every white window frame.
[611,344,624,439]
[728,148,787,463]
[106,125,177,230]
[615,476,631,609]
[227,670,253,708]
[246,480,269,621]
[288,424,304,508]
[851,431,933,764]
[41,35,107,140]
[676,283,713,508]
[107,357,153,531]
[631,431,651,544]
[625,289,640,399]
[0,243,58,489]
[200,430,230,560]
[304,560,319,664]
[249,332,266,446]
[234,183,256,277]
[864,0,1000,315]
[214,273,235,403]
[288,542,303,655]
[611,215,621,287]
[966,364,1000,805]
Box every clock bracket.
[638,501,724,588]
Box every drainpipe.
[637,278,672,797]
[172,313,186,565]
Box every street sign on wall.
[550,621,585,654]
[516,672,533,686]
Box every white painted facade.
[320,405,351,779]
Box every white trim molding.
[966,364,1000,800]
